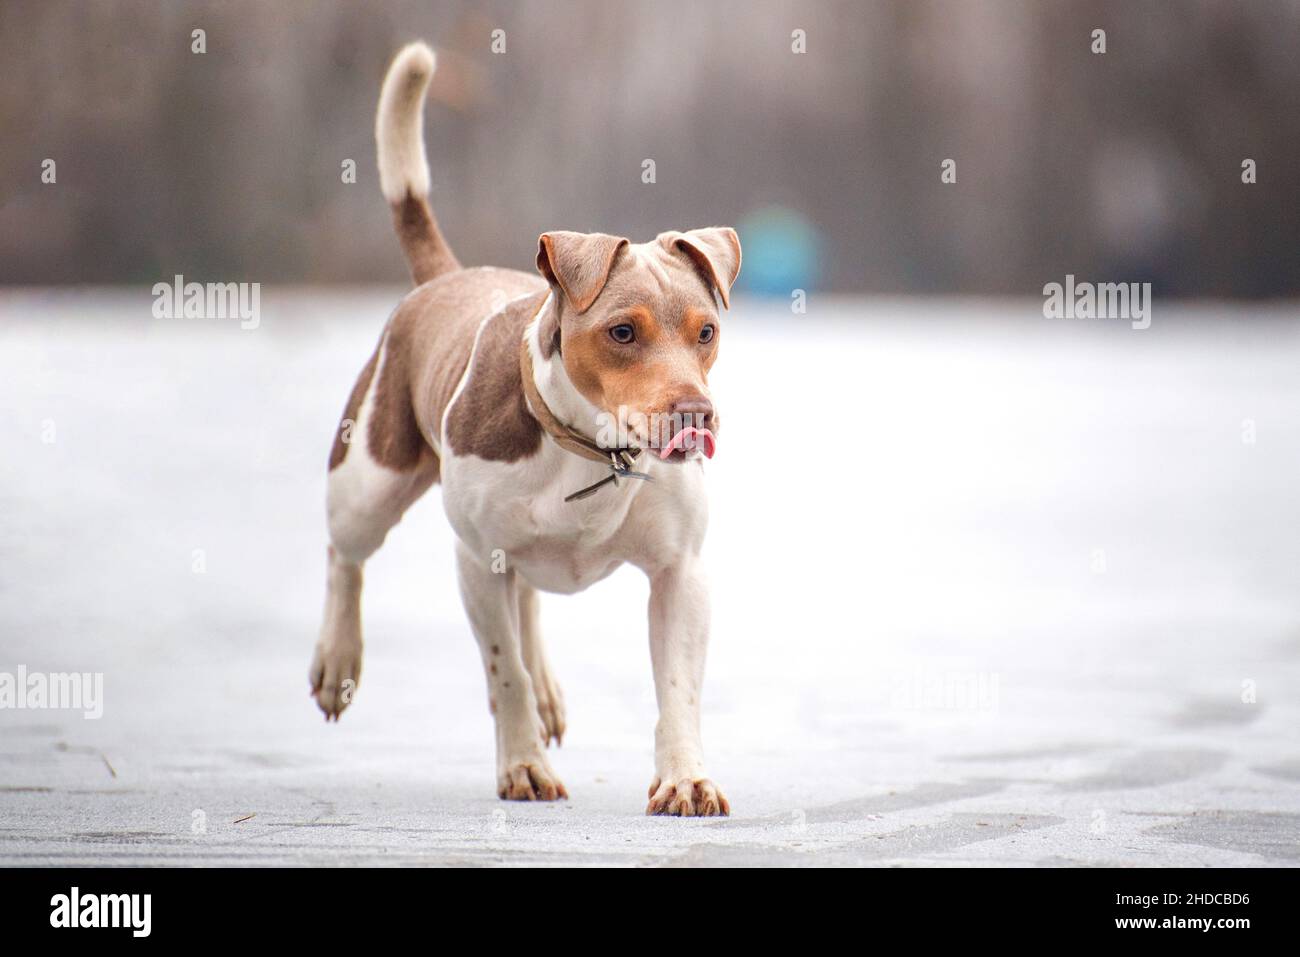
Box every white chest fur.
[440,438,707,593]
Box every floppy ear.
[666,227,742,309]
[536,231,629,314]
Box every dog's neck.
[524,293,606,443]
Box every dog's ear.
[664,227,742,309]
[536,231,629,314]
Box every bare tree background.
[2,0,1297,296]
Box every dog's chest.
[501,525,626,593]
[440,449,646,593]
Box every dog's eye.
[609,324,635,344]
[698,325,715,344]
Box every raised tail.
[376,42,461,285]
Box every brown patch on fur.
[329,266,544,477]
[378,265,545,449]
[444,291,547,462]
[368,324,430,473]
[491,645,500,655]
[328,348,379,470]
[391,191,461,285]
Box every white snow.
[1,288,1297,865]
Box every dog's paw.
[309,640,362,721]
[534,681,566,748]
[497,757,568,801]
[646,776,730,817]
[522,651,566,747]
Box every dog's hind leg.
[456,541,567,800]
[311,335,438,720]
[517,582,566,747]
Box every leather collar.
[519,335,650,502]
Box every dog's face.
[536,228,740,459]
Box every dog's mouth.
[658,427,716,462]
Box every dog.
[309,41,740,817]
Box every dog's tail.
[376,41,461,285]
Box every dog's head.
[535,227,740,460]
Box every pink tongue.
[659,427,716,460]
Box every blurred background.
[2,0,1297,297]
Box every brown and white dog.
[309,42,740,816]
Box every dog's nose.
[669,395,714,432]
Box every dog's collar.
[519,337,651,502]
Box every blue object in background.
[734,206,821,298]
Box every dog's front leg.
[455,540,567,801]
[645,556,729,816]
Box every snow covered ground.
[1,288,1298,866]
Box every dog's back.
[329,43,544,479]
